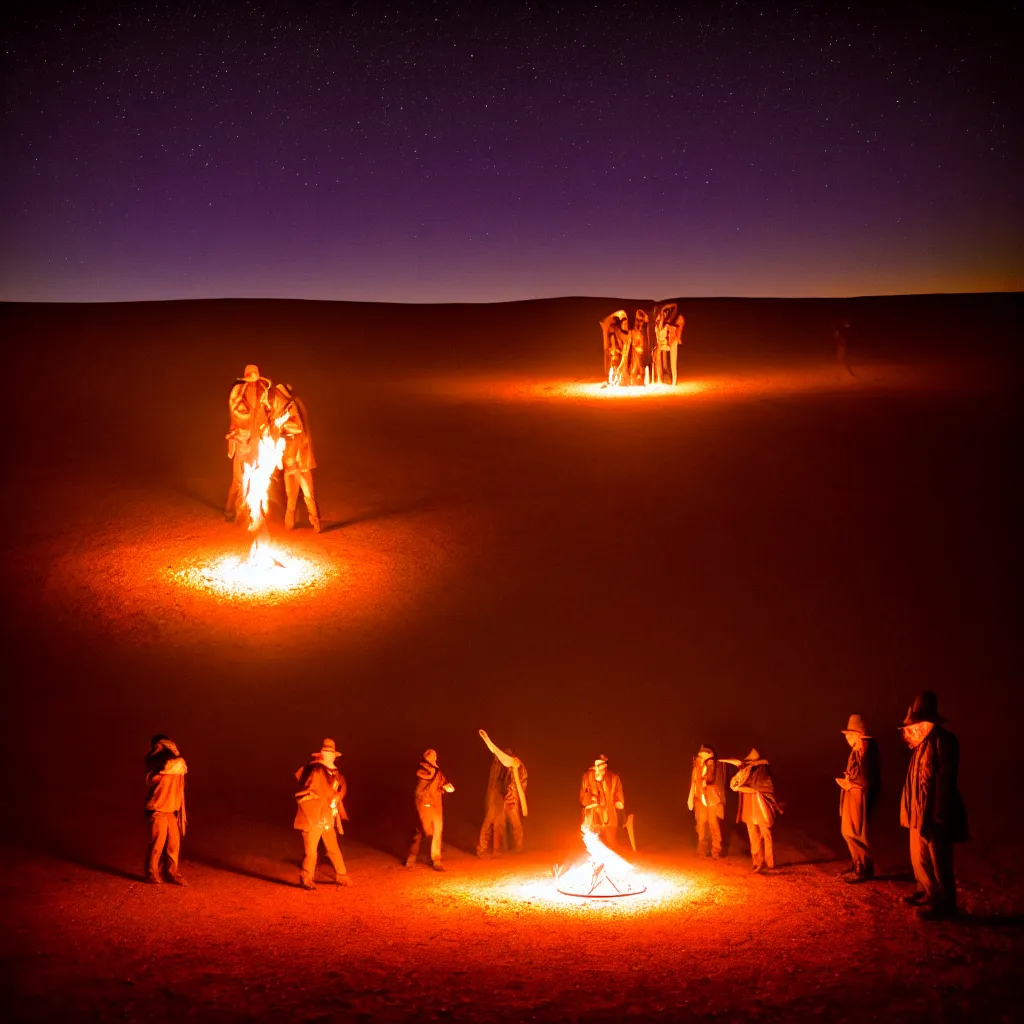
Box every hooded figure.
[476,729,528,857]
[145,735,188,885]
[729,748,779,872]
[580,755,625,848]
[687,745,726,858]
[899,692,968,920]
[294,738,350,889]
[406,749,455,871]
[836,714,881,882]
[225,364,272,522]
[269,382,321,532]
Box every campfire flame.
[241,432,286,565]
[555,826,647,898]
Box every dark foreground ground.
[1,294,1021,1021]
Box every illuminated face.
[845,733,859,748]
[594,761,606,781]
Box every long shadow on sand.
[186,851,296,887]
[323,495,436,532]
[42,845,146,883]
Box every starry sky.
[2,2,1019,303]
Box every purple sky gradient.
[2,2,1019,302]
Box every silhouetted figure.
[900,692,968,920]
[725,749,780,872]
[836,714,881,883]
[225,363,272,522]
[833,313,855,378]
[599,309,629,382]
[621,309,650,385]
[580,754,625,848]
[294,738,350,889]
[476,729,528,857]
[687,744,726,858]
[653,302,685,385]
[406,749,455,871]
[270,382,321,532]
[145,735,188,885]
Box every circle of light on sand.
[172,546,332,602]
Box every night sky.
[3,2,1019,303]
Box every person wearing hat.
[726,749,780,872]
[476,729,528,858]
[580,755,625,848]
[406,749,455,871]
[899,691,968,920]
[145,734,188,885]
[687,744,727,859]
[836,714,881,883]
[294,738,350,890]
[225,363,272,522]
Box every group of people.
[599,303,685,387]
[224,363,321,532]
[682,690,968,921]
[145,690,967,921]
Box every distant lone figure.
[899,691,968,920]
[836,714,881,883]
[294,738,351,889]
[145,734,188,885]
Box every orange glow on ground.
[172,543,331,602]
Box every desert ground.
[1,294,1020,1021]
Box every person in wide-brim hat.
[836,714,881,883]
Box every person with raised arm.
[476,729,528,857]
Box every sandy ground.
[1,295,1021,1020]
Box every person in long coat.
[580,755,625,848]
[836,714,881,882]
[687,744,727,858]
[727,748,780,872]
[224,364,272,522]
[476,729,528,857]
[406,749,455,871]
[900,691,968,920]
[294,738,350,889]
[270,381,321,532]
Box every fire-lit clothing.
[294,758,349,885]
[477,757,528,856]
[688,755,726,857]
[225,374,272,519]
[623,327,647,385]
[732,761,779,870]
[270,383,320,531]
[900,725,968,913]
[840,739,881,877]
[408,759,452,866]
[600,312,629,380]
[145,739,187,882]
[580,768,625,848]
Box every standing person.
[725,749,780,873]
[580,755,625,848]
[621,309,650,386]
[653,302,685,385]
[836,714,882,883]
[900,692,969,920]
[599,309,629,382]
[294,738,351,890]
[145,735,188,885]
[406,749,455,871]
[476,729,528,857]
[687,744,726,859]
[225,364,272,522]
[270,381,321,533]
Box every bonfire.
[555,826,647,898]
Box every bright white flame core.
[556,827,647,898]
[174,546,327,600]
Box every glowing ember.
[555,827,647,898]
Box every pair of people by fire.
[225,363,321,533]
[686,747,782,871]
[599,302,685,387]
